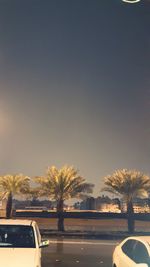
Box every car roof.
[125,236,150,245]
[0,219,35,226]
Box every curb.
[40,229,130,239]
[40,229,150,240]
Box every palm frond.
[0,174,30,197]
[34,165,94,201]
[102,169,150,200]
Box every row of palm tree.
[0,166,150,233]
[0,166,94,231]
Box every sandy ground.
[16,217,150,232]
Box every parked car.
[113,236,150,267]
[0,219,49,267]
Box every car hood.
[0,248,37,267]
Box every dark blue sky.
[0,0,150,196]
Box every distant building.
[95,196,111,210]
[76,196,150,213]
[80,197,96,210]
[99,203,121,213]
[120,198,150,213]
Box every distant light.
[122,0,141,3]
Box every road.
[42,238,119,267]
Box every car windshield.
[0,225,35,248]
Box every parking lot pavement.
[41,238,118,267]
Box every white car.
[113,236,150,267]
[0,219,49,267]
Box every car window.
[0,225,36,248]
[122,239,136,259]
[133,241,150,265]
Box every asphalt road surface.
[42,238,119,267]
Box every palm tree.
[102,169,150,233]
[0,174,30,218]
[35,165,94,231]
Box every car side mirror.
[39,239,49,248]
[137,264,148,267]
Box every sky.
[0,0,150,197]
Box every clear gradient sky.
[0,0,150,196]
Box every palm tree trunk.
[127,199,134,233]
[57,199,64,231]
[6,192,12,219]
